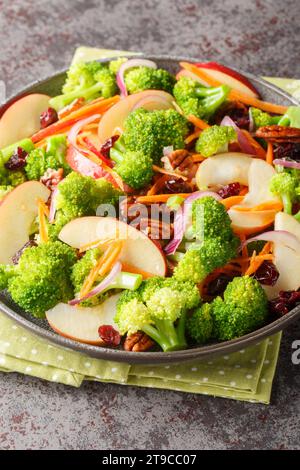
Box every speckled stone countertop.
[0,0,300,450]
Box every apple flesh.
[59,216,167,276]
[46,294,121,346]
[0,94,50,148]
[98,90,174,144]
[0,181,50,264]
[264,213,300,299]
[228,208,276,235]
[195,62,260,98]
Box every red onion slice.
[273,159,300,169]
[116,59,157,97]
[221,115,256,155]
[240,230,300,253]
[69,261,122,306]
[248,108,255,133]
[49,187,58,223]
[132,94,173,111]
[164,191,222,255]
[68,114,101,155]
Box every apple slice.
[0,181,50,264]
[59,216,167,276]
[0,94,50,148]
[195,62,260,98]
[98,90,174,144]
[228,208,276,235]
[46,294,121,345]
[264,213,300,299]
[196,153,253,190]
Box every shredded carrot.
[185,129,202,144]
[244,242,273,276]
[121,262,154,279]
[34,140,47,149]
[233,254,273,264]
[187,114,210,129]
[180,62,288,115]
[220,195,244,210]
[233,201,283,212]
[58,98,85,120]
[152,165,188,181]
[191,154,207,163]
[241,130,266,158]
[147,174,169,196]
[266,142,274,165]
[239,186,249,196]
[78,238,115,253]
[38,199,49,243]
[136,193,191,204]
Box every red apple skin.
[195,62,260,98]
[46,319,106,346]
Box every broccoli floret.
[7,171,27,187]
[187,303,213,344]
[195,125,237,158]
[110,139,153,189]
[115,276,201,351]
[192,196,236,241]
[269,172,299,214]
[0,185,13,201]
[123,108,189,164]
[109,57,128,75]
[211,276,268,340]
[0,265,16,290]
[249,107,280,129]
[71,248,102,294]
[124,67,176,94]
[0,138,34,183]
[7,241,77,317]
[49,172,122,240]
[49,61,117,111]
[173,76,230,121]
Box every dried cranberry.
[207,274,234,296]
[100,135,119,158]
[12,240,37,264]
[274,143,300,161]
[269,290,300,317]
[40,107,58,129]
[215,101,250,129]
[163,178,193,194]
[5,147,28,170]
[98,325,121,347]
[217,182,241,199]
[253,261,279,286]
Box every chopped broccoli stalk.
[187,303,213,344]
[110,144,153,189]
[195,125,237,158]
[0,264,17,290]
[115,277,201,352]
[173,76,230,120]
[123,108,189,165]
[108,272,143,291]
[109,57,128,75]
[277,106,300,128]
[166,195,185,210]
[249,107,280,129]
[211,276,268,340]
[269,172,299,214]
[6,241,77,317]
[124,67,176,94]
[49,61,117,111]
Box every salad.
[0,57,300,353]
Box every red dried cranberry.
[40,107,58,129]
[12,240,37,264]
[274,143,300,161]
[164,178,193,194]
[207,273,234,296]
[98,325,121,347]
[217,182,241,198]
[269,290,300,317]
[100,135,119,158]
[5,147,28,170]
[253,261,279,286]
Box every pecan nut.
[256,125,300,143]
[124,332,154,352]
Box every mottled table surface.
[1,0,300,450]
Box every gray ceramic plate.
[0,55,299,364]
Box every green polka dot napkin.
[0,47,298,404]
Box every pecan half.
[162,149,197,178]
[41,168,64,190]
[124,332,154,352]
[256,125,300,143]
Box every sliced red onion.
[240,230,300,253]
[164,191,222,255]
[221,115,256,155]
[68,114,101,156]
[248,108,255,132]
[273,159,300,169]
[116,59,157,97]
[49,187,58,223]
[69,261,122,306]
[132,94,173,111]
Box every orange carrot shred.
[147,174,169,196]
[266,142,274,165]
[152,165,188,181]
[38,199,49,243]
[233,201,283,212]
[220,195,244,210]
[136,193,191,204]
[187,114,210,130]
[241,130,266,158]
[185,129,202,144]
[121,262,154,279]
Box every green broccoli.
[277,106,300,128]
[109,57,128,75]
[110,137,153,189]
[8,171,27,187]
[249,107,280,129]
[0,265,16,290]
[124,67,176,94]
[6,241,77,317]
[173,76,230,121]
[48,172,122,240]
[25,135,70,181]
[269,172,299,214]
[210,276,268,340]
[115,276,201,351]
[0,138,34,184]
[191,196,235,241]
[195,125,237,158]
[123,108,189,165]
[187,303,213,344]
[49,61,117,111]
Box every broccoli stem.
[49,82,104,111]
[141,324,171,351]
[277,115,290,127]
[143,318,187,352]
[106,272,142,291]
[110,147,124,164]
[294,211,300,222]
[282,193,292,214]
[176,310,187,348]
